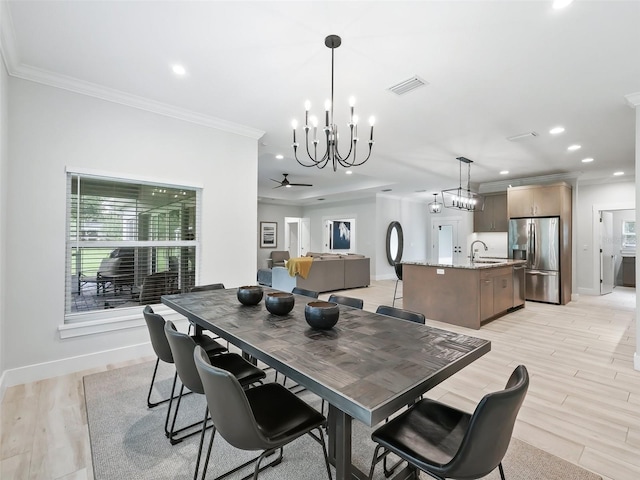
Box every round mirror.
[386,221,404,266]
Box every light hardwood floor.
[1,281,638,480]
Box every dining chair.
[292,287,320,298]
[328,294,364,309]
[163,321,266,445]
[142,305,226,425]
[392,262,403,307]
[190,283,225,292]
[193,345,333,480]
[375,305,425,324]
[368,365,529,480]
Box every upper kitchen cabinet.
[474,193,508,232]
[507,183,571,218]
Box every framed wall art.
[260,221,277,248]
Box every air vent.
[507,132,538,142]
[388,76,428,95]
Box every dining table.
[162,288,491,480]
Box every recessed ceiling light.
[172,64,186,76]
[581,157,594,163]
[500,170,509,175]
[549,126,565,135]
[552,0,574,10]
[275,154,283,160]
[613,171,624,176]
[345,170,353,175]
[567,144,581,151]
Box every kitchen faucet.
[470,240,488,263]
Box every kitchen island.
[403,259,526,329]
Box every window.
[65,172,200,321]
[622,220,636,248]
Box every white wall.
[3,78,258,381]
[0,52,8,385]
[302,197,377,274]
[574,181,635,295]
[257,202,303,268]
[376,195,429,280]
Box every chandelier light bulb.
[304,100,311,111]
[352,115,359,125]
[349,96,356,107]
[369,116,375,126]
[310,116,318,127]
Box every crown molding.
[478,172,580,194]
[625,92,640,108]
[0,2,264,140]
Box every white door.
[600,211,615,295]
[432,219,465,264]
[300,218,311,256]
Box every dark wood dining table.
[162,288,491,480]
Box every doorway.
[431,218,467,264]
[284,217,310,258]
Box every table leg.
[327,405,352,480]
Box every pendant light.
[428,193,443,214]
[441,157,484,212]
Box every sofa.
[271,252,370,293]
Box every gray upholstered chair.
[267,250,290,268]
[142,306,226,438]
[375,305,425,324]
[328,294,363,309]
[193,345,333,480]
[163,321,265,446]
[368,365,529,480]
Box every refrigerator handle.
[530,222,536,265]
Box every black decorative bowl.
[237,286,263,306]
[265,292,295,316]
[305,301,340,330]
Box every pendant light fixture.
[291,34,375,171]
[441,157,484,212]
[428,193,443,214]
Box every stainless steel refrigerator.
[508,217,560,304]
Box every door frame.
[591,202,635,296]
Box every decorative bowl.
[237,286,264,306]
[265,292,295,316]
[304,301,340,330]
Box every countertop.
[404,258,527,270]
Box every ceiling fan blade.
[272,184,284,189]
[289,183,313,187]
[270,178,282,184]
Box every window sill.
[59,304,186,339]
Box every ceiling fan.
[270,173,313,189]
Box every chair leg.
[167,384,210,444]
[498,462,506,480]
[252,448,283,480]
[193,407,209,480]
[392,279,400,307]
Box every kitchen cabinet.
[622,256,636,287]
[507,184,568,218]
[404,262,523,329]
[480,268,513,321]
[474,193,508,232]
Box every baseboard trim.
[1,316,191,399]
[635,352,640,372]
[375,273,398,281]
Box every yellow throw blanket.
[286,257,314,279]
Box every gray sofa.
[271,252,370,293]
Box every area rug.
[84,361,602,480]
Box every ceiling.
[3,1,639,205]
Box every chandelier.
[441,157,484,212]
[428,193,443,214]
[291,35,375,171]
